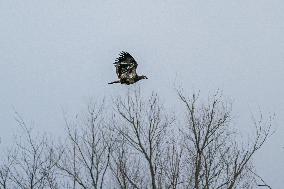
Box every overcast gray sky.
[0,0,284,187]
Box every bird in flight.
[108,51,148,85]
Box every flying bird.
[108,51,148,85]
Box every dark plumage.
[108,51,148,85]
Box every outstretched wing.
[114,51,138,78]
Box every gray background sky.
[0,0,283,187]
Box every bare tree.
[56,101,111,189]
[0,150,15,189]
[111,88,176,189]
[109,135,145,189]
[177,90,272,189]
[157,140,184,189]
[0,88,273,189]
[8,113,62,189]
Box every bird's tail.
[108,80,120,84]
